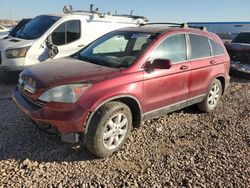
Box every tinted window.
[52,23,66,45]
[232,33,250,44]
[67,20,81,43]
[52,20,81,46]
[189,34,210,59]
[15,15,60,40]
[9,19,31,37]
[210,40,224,56]
[152,34,187,63]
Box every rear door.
[143,34,190,115]
[187,34,215,101]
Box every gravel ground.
[0,75,249,187]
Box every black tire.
[85,102,132,158]
[197,79,222,113]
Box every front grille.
[18,86,46,107]
[0,52,2,65]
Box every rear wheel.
[197,79,222,112]
[85,102,132,158]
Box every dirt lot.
[0,75,249,187]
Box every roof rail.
[187,25,207,31]
[140,22,207,31]
[139,22,187,27]
[113,14,149,22]
[63,4,99,15]
[63,5,149,22]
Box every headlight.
[6,46,30,59]
[39,83,92,103]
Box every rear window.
[232,33,250,44]
[189,34,210,59]
[210,39,225,56]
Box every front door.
[143,34,190,117]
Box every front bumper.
[230,61,250,78]
[12,87,89,134]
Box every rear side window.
[189,34,210,59]
[152,34,187,63]
[210,40,225,56]
[52,20,81,46]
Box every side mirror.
[48,46,59,59]
[144,59,172,70]
[46,34,59,59]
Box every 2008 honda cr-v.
[13,23,230,157]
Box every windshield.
[9,19,31,37]
[14,15,60,40]
[79,31,155,68]
[232,33,250,44]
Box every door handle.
[210,60,216,64]
[78,44,85,48]
[180,65,189,70]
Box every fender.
[207,73,227,94]
[84,94,142,135]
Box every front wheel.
[85,102,132,158]
[197,79,222,113]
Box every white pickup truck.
[0,5,147,71]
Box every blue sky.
[0,0,249,22]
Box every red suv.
[13,23,230,157]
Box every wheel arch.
[215,75,226,95]
[84,95,142,135]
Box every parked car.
[0,25,10,39]
[225,32,250,77]
[12,23,230,157]
[0,5,147,71]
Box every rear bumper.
[12,87,89,134]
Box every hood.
[225,42,250,52]
[20,57,121,89]
[0,36,34,51]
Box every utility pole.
[9,9,13,26]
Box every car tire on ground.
[197,79,222,113]
[85,101,132,158]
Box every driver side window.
[151,34,187,63]
[52,20,81,46]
